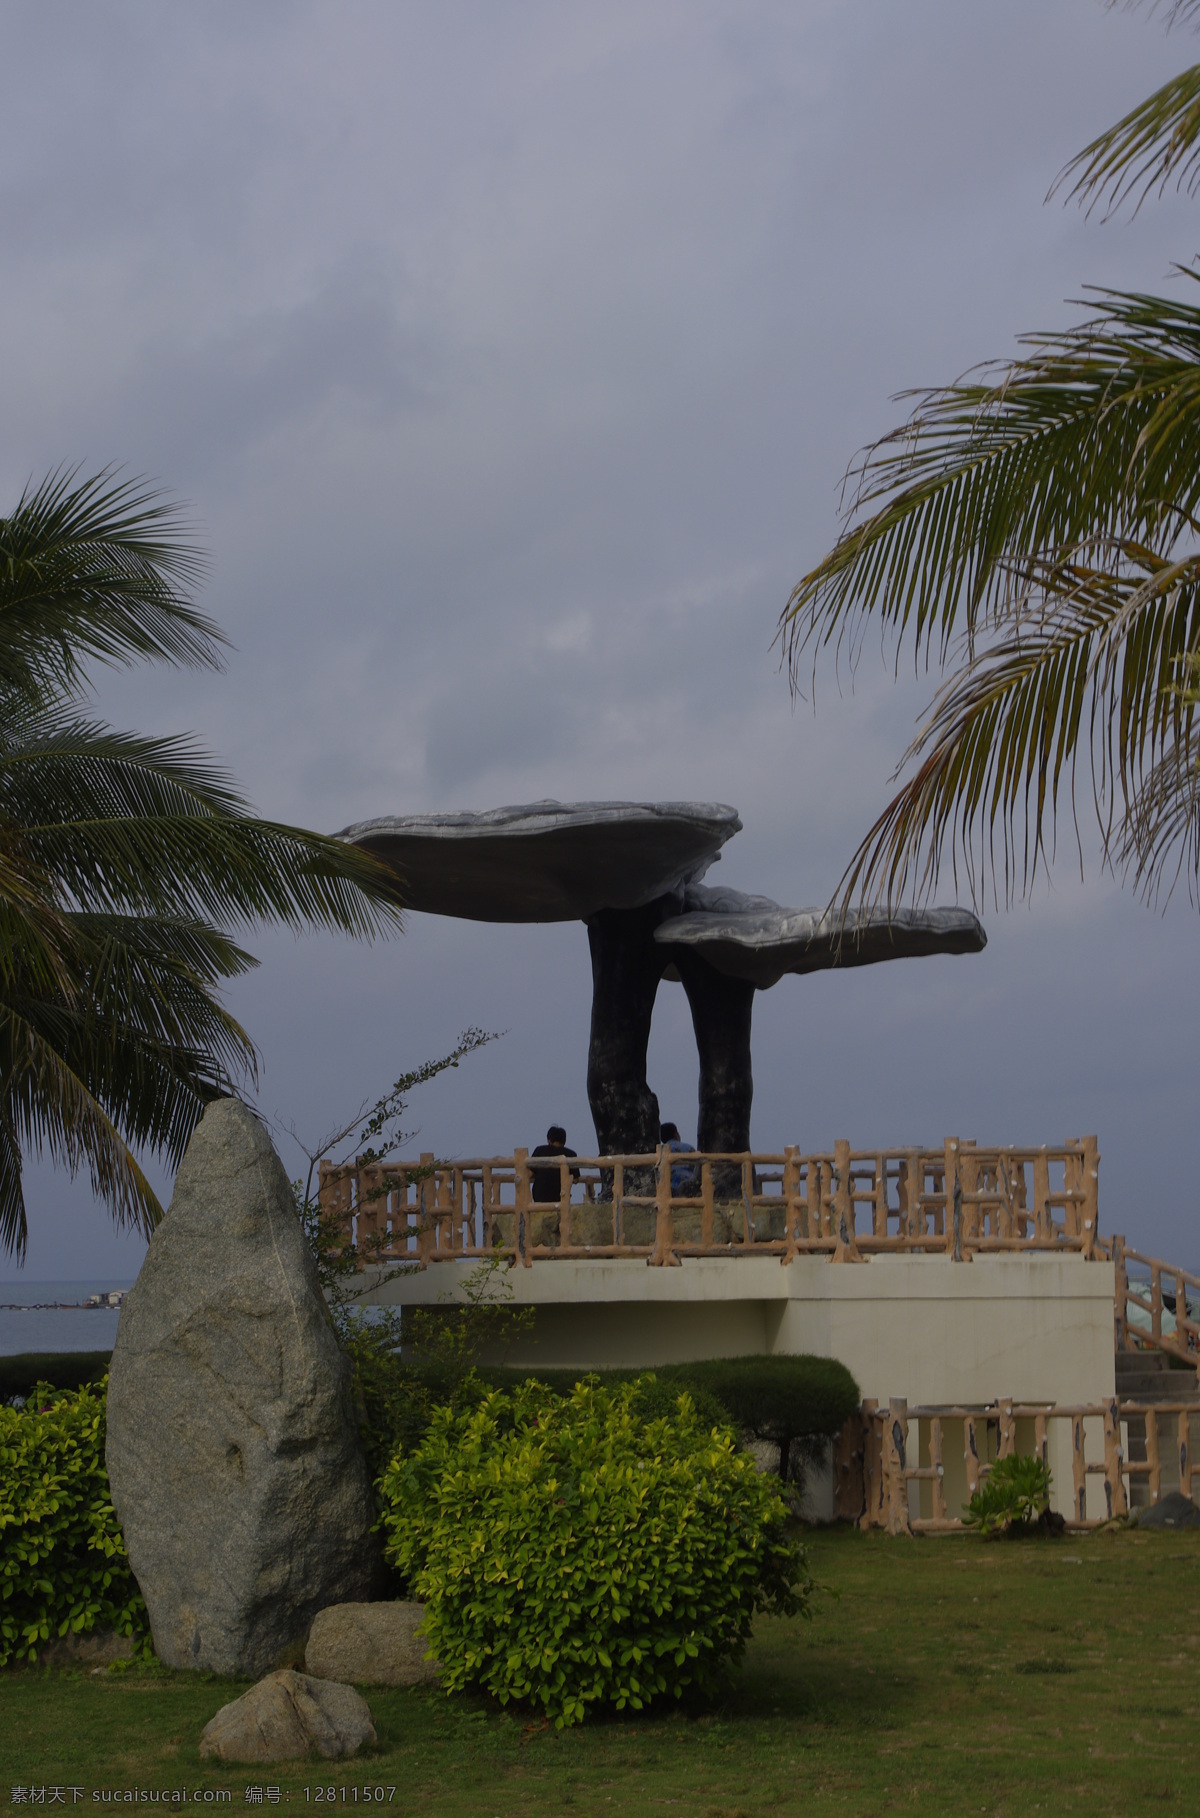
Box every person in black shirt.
[530,1124,579,1203]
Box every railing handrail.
[1104,1232,1200,1371]
[840,1392,1196,1533]
[318,1136,1101,1268]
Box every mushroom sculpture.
[654,885,986,1156]
[339,800,985,1157]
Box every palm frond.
[1055,62,1200,216]
[0,466,224,694]
[782,282,1200,690]
[1116,724,1200,896]
[0,703,405,935]
[0,1003,162,1259]
[834,543,1200,907]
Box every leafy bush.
[378,1377,812,1726]
[0,1380,148,1665]
[964,1454,1054,1537]
[0,1351,112,1406]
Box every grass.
[3,1524,1198,1816]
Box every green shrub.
[0,1352,112,1406]
[964,1454,1053,1537]
[378,1377,812,1727]
[0,1379,148,1665]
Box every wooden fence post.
[1112,1234,1128,1352]
[417,1153,435,1264]
[1102,1399,1128,1519]
[960,1142,980,1250]
[1071,1415,1088,1523]
[1080,1136,1099,1257]
[513,1148,532,1267]
[832,1139,862,1262]
[1145,1406,1161,1506]
[997,1398,1016,1460]
[833,1410,866,1522]
[929,1416,947,1522]
[1179,1410,1192,1502]
[702,1157,717,1251]
[652,1145,676,1265]
[964,1415,983,1501]
[900,1153,921,1241]
[945,1138,962,1260]
[859,1399,882,1529]
[1033,1150,1051,1242]
[884,1399,913,1535]
[872,1154,888,1240]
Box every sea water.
[0,1280,130,1356]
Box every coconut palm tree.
[0,468,402,1260]
[780,2,1200,913]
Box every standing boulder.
[106,1098,381,1677]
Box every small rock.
[199,1669,375,1764]
[306,1602,439,1687]
[37,1629,134,1669]
[1134,1490,1200,1530]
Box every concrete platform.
[358,1251,1116,1409]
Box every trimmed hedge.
[0,1379,147,1666]
[379,1376,811,1725]
[348,1347,860,1488]
[485,1354,860,1477]
[0,1352,112,1406]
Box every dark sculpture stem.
[585,902,757,1189]
[585,901,673,1159]
[672,949,755,1158]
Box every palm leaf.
[1056,62,1200,216]
[0,468,225,694]
[834,544,1200,906]
[0,702,406,935]
[782,282,1200,687]
[0,1002,161,1260]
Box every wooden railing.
[1104,1236,1200,1367]
[836,1395,1196,1533]
[318,1136,1100,1267]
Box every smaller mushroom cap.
[338,800,741,923]
[654,886,986,987]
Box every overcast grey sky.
[3,0,1198,1279]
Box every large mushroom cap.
[655,885,986,987]
[338,800,742,922]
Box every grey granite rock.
[655,891,986,988]
[106,1099,380,1679]
[306,1602,440,1687]
[1134,1490,1200,1529]
[338,800,741,921]
[198,1669,376,1764]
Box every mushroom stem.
[671,950,755,1181]
[585,901,673,1164]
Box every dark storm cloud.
[2,0,1197,1277]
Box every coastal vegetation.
[783,1,1200,916]
[0,468,402,1261]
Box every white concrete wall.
[358,1251,1117,1411]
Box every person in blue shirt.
[660,1121,699,1195]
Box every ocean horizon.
[0,1279,131,1356]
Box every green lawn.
[3,1525,1198,1817]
